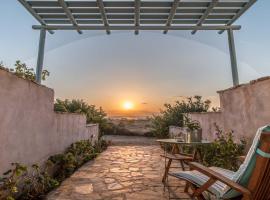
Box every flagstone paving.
[46,145,191,200]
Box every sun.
[123,101,134,110]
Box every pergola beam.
[134,0,140,35]
[227,29,239,86]
[219,0,257,34]
[33,25,241,31]
[163,0,180,34]
[58,0,82,34]
[26,1,248,8]
[36,28,46,83]
[18,0,54,34]
[96,0,111,34]
[191,0,218,35]
[34,8,241,15]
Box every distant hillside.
[106,117,154,137]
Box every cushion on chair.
[169,167,235,198]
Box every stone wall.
[0,68,98,174]
[190,77,270,145]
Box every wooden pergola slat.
[58,0,82,34]
[191,0,219,34]
[134,0,140,35]
[163,0,181,34]
[97,0,110,34]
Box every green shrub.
[183,114,201,131]
[54,99,108,138]
[50,139,107,181]
[202,124,246,171]
[1,60,49,81]
[20,163,59,200]
[0,139,108,200]
[0,163,27,200]
[151,96,211,138]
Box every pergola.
[18,0,257,85]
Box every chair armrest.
[189,162,252,198]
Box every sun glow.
[123,101,134,110]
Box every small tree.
[1,60,50,81]
[151,96,211,138]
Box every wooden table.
[157,139,211,161]
[157,139,212,183]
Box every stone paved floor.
[46,145,191,200]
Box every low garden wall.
[190,77,270,145]
[0,68,98,174]
[169,126,187,138]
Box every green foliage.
[0,163,27,200]
[20,163,59,200]
[49,139,108,181]
[0,139,108,200]
[3,60,50,81]
[183,114,201,131]
[54,99,108,138]
[151,96,210,138]
[202,124,246,171]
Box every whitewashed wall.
[190,77,270,145]
[0,68,98,174]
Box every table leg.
[192,147,203,162]
[162,158,172,183]
[171,144,180,154]
[192,148,197,161]
[197,148,203,162]
[180,160,185,171]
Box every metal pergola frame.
[18,0,257,86]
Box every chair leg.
[162,158,172,183]
[184,181,190,193]
[180,160,185,171]
[189,185,206,200]
[196,194,206,200]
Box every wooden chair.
[160,143,194,183]
[169,126,270,200]
[161,153,193,183]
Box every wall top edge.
[217,76,270,94]
[0,67,53,92]
[54,112,84,116]
[188,111,222,115]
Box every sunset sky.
[1,1,270,116]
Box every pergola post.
[36,28,46,83]
[227,28,239,86]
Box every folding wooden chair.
[169,125,270,200]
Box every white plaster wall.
[190,77,270,145]
[0,69,98,174]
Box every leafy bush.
[0,139,108,200]
[202,124,246,170]
[54,99,109,138]
[151,96,210,138]
[0,163,28,200]
[20,163,59,200]
[183,114,201,131]
[49,139,107,181]
[1,60,49,81]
